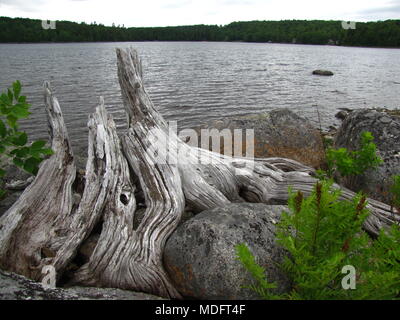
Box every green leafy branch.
[0,81,53,197]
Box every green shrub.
[235,243,281,300]
[236,180,400,300]
[390,175,400,214]
[325,131,382,178]
[0,81,53,198]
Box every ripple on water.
[0,42,399,155]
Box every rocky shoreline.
[0,269,165,300]
[1,106,399,300]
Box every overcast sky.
[0,0,399,27]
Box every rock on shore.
[0,269,165,300]
[164,203,291,300]
[334,109,400,204]
[192,109,325,169]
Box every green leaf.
[0,93,11,106]
[13,132,28,146]
[11,105,30,119]
[7,114,18,129]
[29,151,42,159]
[0,119,7,138]
[23,157,41,175]
[0,105,8,114]
[7,89,13,103]
[11,147,29,158]
[12,81,21,99]
[13,157,24,167]
[18,96,26,103]
[0,168,5,177]
[40,148,54,156]
[31,140,46,150]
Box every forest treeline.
[1,17,400,47]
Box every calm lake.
[0,41,399,155]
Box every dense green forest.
[1,17,400,47]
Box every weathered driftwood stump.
[0,48,399,299]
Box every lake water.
[0,41,399,156]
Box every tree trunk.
[71,50,185,298]
[0,82,77,280]
[0,48,399,299]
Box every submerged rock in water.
[312,70,334,76]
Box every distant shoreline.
[1,40,400,50]
[1,17,399,48]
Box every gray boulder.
[0,269,165,300]
[190,109,325,169]
[335,110,349,121]
[163,203,291,300]
[334,109,400,204]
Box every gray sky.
[0,0,399,27]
